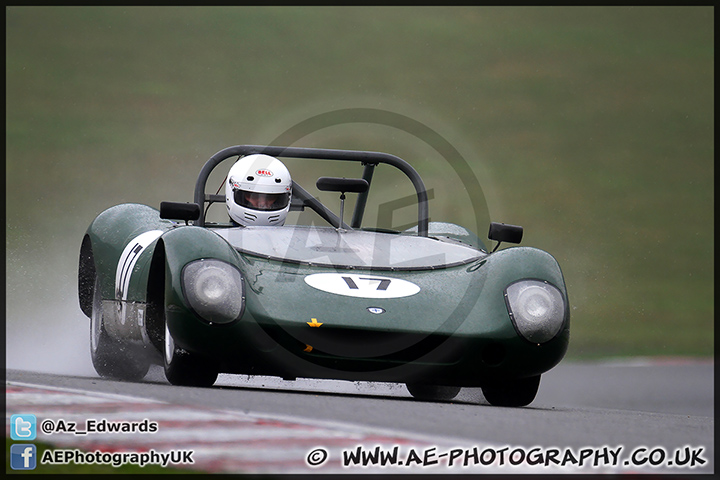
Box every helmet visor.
[235,189,290,211]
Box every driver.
[225,154,292,226]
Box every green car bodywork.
[78,146,569,406]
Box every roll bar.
[193,145,430,236]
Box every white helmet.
[225,154,292,226]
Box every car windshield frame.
[212,225,485,271]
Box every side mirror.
[160,202,201,223]
[488,222,523,251]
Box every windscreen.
[213,226,485,271]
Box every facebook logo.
[10,414,36,440]
[10,444,37,470]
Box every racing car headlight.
[181,259,245,324]
[504,280,565,344]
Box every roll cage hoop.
[193,145,430,236]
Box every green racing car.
[78,145,569,407]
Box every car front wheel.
[406,383,461,402]
[163,322,218,387]
[90,276,149,381]
[481,375,541,407]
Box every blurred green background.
[6,6,713,370]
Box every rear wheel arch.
[78,235,96,318]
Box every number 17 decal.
[304,273,420,299]
[342,276,391,291]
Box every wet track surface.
[6,360,714,474]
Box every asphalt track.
[6,360,714,474]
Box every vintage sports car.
[78,145,569,407]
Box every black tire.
[482,375,541,407]
[163,322,218,387]
[406,383,461,402]
[90,276,149,381]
